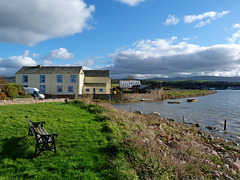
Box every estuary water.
[112,90,240,141]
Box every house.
[83,70,111,94]
[119,80,141,89]
[15,65,111,97]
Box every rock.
[225,158,233,164]
[206,126,217,130]
[223,174,234,180]
[134,110,143,115]
[149,111,160,116]
[167,118,175,121]
[232,161,240,171]
[143,137,149,144]
[212,170,222,178]
[223,164,230,170]
[195,123,200,127]
[208,134,214,140]
[212,150,219,157]
[231,169,237,175]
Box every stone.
[195,123,200,127]
[223,164,230,170]
[232,161,240,171]
[212,170,222,178]
[212,150,219,157]
[134,110,143,115]
[149,111,160,116]
[208,134,214,140]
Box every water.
[112,90,240,141]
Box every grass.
[0,101,129,179]
[163,89,215,99]
[1,100,239,179]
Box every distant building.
[119,80,141,88]
[16,65,111,97]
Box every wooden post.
[224,120,227,131]
[130,108,131,112]
[183,115,185,123]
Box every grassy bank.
[0,101,239,179]
[163,89,216,99]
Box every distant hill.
[151,76,240,82]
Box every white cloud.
[108,38,240,78]
[164,14,179,26]
[0,52,37,76]
[233,24,240,29]
[117,0,145,6]
[227,30,240,44]
[0,0,95,45]
[48,48,74,60]
[184,11,229,27]
[74,59,94,66]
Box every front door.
[40,85,45,94]
[93,88,96,94]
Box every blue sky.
[1,0,240,79]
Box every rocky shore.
[102,103,240,179]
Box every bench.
[25,116,58,157]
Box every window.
[70,75,76,83]
[57,75,63,83]
[40,85,45,94]
[99,88,103,92]
[40,75,45,83]
[22,75,28,83]
[68,86,74,93]
[85,88,90,92]
[23,85,28,88]
[57,86,63,93]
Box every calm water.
[112,90,240,141]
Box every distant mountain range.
[151,76,240,82]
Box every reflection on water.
[112,90,240,141]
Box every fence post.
[224,120,227,131]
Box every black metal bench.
[25,115,58,157]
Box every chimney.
[38,65,42,68]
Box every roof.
[16,66,83,74]
[84,83,106,87]
[84,70,109,77]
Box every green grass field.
[0,101,125,179]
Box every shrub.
[5,84,18,99]
[0,92,7,100]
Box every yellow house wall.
[16,73,82,96]
[83,77,111,94]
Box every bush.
[5,84,18,99]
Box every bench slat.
[34,127,48,135]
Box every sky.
[1,0,240,79]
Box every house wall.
[83,77,111,94]
[16,73,81,96]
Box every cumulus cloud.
[108,38,240,78]
[164,14,179,26]
[48,48,74,60]
[117,0,145,6]
[184,11,229,27]
[0,51,37,76]
[0,0,95,45]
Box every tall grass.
[0,101,128,179]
